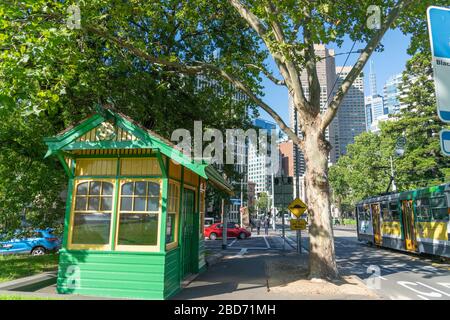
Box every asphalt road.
[204,227,450,300]
[285,227,450,300]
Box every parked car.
[0,228,61,256]
[204,217,215,227]
[204,222,251,240]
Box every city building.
[289,45,337,166]
[365,94,384,132]
[365,60,385,132]
[247,118,277,198]
[383,73,403,115]
[195,74,249,224]
[370,114,391,134]
[365,96,373,131]
[278,140,295,177]
[333,66,366,159]
[276,139,307,204]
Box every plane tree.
[3,0,447,280]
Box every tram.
[355,183,450,258]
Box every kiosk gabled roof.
[44,108,234,194]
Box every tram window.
[381,203,391,221]
[357,207,364,221]
[363,205,370,220]
[430,196,448,221]
[416,198,432,221]
[389,202,400,221]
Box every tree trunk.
[303,124,339,280]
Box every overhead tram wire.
[325,39,358,106]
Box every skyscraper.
[369,60,377,97]
[333,66,366,159]
[365,60,385,132]
[289,44,338,166]
[247,118,276,196]
[383,73,403,115]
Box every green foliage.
[256,192,269,211]
[330,52,450,207]
[0,0,263,231]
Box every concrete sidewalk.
[173,250,378,300]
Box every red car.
[204,223,251,240]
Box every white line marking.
[263,236,270,249]
[236,248,247,256]
[417,295,430,300]
[416,282,450,297]
[228,239,237,247]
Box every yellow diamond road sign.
[288,198,308,218]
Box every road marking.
[236,248,247,257]
[285,235,309,253]
[417,295,430,300]
[263,236,270,249]
[397,281,443,298]
[228,239,237,247]
[437,282,450,290]
[416,282,450,297]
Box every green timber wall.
[198,238,206,272]
[164,248,181,299]
[57,249,171,299]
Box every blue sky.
[257,29,412,124]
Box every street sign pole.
[297,228,301,254]
[222,199,227,250]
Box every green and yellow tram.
[355,183,450,258]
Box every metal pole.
[240,178,244,226]
[390,156,397,192]
[298,229,302,253]
[271,171,275,231]
[222,199,227,250]
[282,209,286,250]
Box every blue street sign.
[427,6,450,122]
[440,130,450,156]
[230,198,241,206]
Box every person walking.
[264,216,270,235]
[255,218,261,235]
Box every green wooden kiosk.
[44,108,233,299]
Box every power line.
[326,40,358,106]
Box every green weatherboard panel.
[57,250,168,299]
[198,238,206,271]
[164,248,181,299]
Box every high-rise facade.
[383,73,403,115]
[195,74,249,223]
[289,44,338,167]
[333,66,366,159]
[247,118,276,197]
[365,60,386,133]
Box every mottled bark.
[303,123,339,280]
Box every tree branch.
[85,25,303,148]
[245,64,286,86]
[261,1,310,112]
[303,15,321,110]
[228,0,308,108]
[320,0,412,132]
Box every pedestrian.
[256,218,261,235]
[264,216,269,235]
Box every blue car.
[0,228,61,256]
